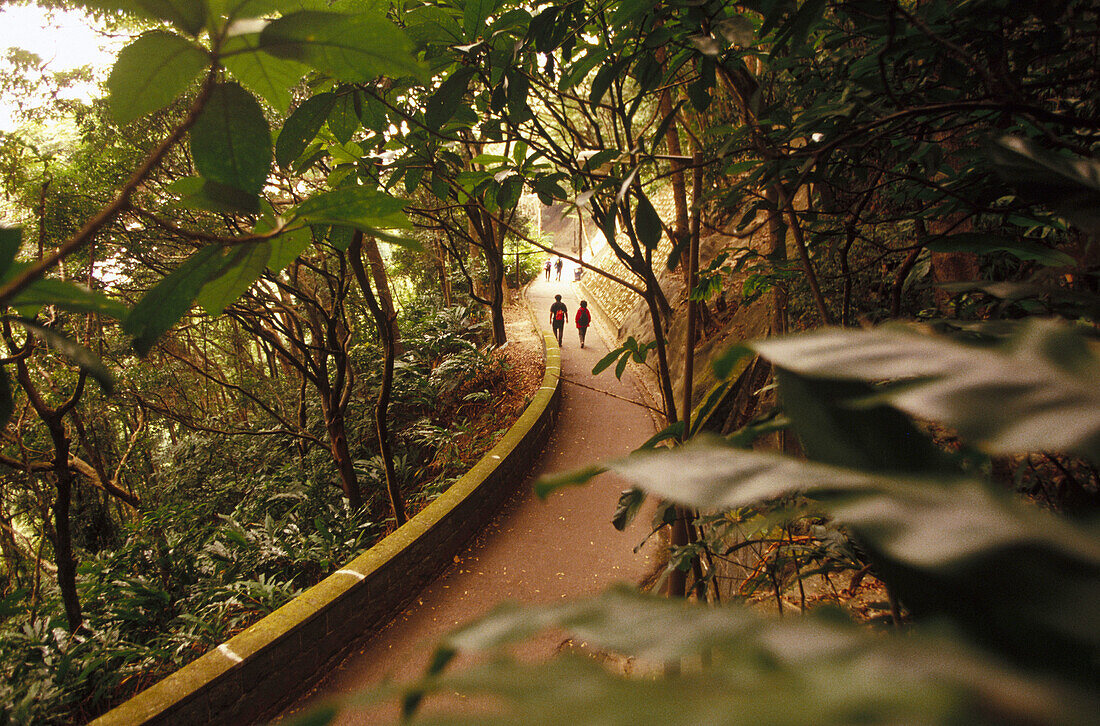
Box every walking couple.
[550,295,590,348]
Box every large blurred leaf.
[605,437,1100,683]
[190,81,272,197]
[258,221,312,273]
[259,11,426,83]
[113,0,207,36]
[123,245,224,355]
[0,227,21,279]
[107,31,209,125]
[752,321,1100,460]
[988,135,1100,234]
[17,319,114,393]
[275,93,337,170]
[396,587,1097,726]
[211,0,282,22]
[196,242,272,315]
[924,232,1074,267]
[938,280,1100,322]
[290,186,411,235]
[167,175,263,214]
[776,370,955,476]
[220,32,308,113]
[11,278,128,319]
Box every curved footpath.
[278,267,661,724]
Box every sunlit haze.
[0,3,118,131]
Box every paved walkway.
[277,261,660,724]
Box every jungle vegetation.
[0,0,1097,723]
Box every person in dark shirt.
[549,294,568,346]
[554,257,563,280]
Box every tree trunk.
[657,72,691,288]
[51,466,82,631]
[436,237,453,306]
[362,235,404,356]
[350,233,407,526]
[323,402,362,509]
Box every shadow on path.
[278,269,660,724]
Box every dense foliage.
[0,0,1097,723]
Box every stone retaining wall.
[92,333,561,726]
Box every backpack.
[577,308,590,326]
[554,308,565,322]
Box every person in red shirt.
[575,300,591,348]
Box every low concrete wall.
[93,333,561,726]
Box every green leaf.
[776,370,955,476]
[711,344,752,380]
[18,319,114,393]
[220,32,307,113]
[282,703,339,726]
[925,233,1074,267]
[496,175,523,210]
[615,352,629,378]
[107,31,208,125]
[276,93,338,170]
[610,0,655,27]
[211,0,281,22]
[988,135,1100,234]
[463,0,500,37]
[582,149,618,171]
[290,186,410,233]
[634,191,662,249]
[505,69,531,123]
[413,584,1099,724]
[115,0,207,36]
[0,227,21,279]
[328,90,361,145]
[12,279,128,320]
[753,321,1100,460]
[533,464,607,499]
[322,225,357,252]
[264,226,313,273]
[588,61,618,106]
[611,488,645,531]
[358,94,389,134]
[259,11,426,83]
[167,176,262,214]
[592,348,623,375]
[196,242,272,316]
[190,81,272,196]
[124,245,224,355]
[426,67,476,129]
[772,0,827,51]
[403,165,426,194]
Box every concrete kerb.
[92,321,562,726]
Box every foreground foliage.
[2,0,1098,722]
